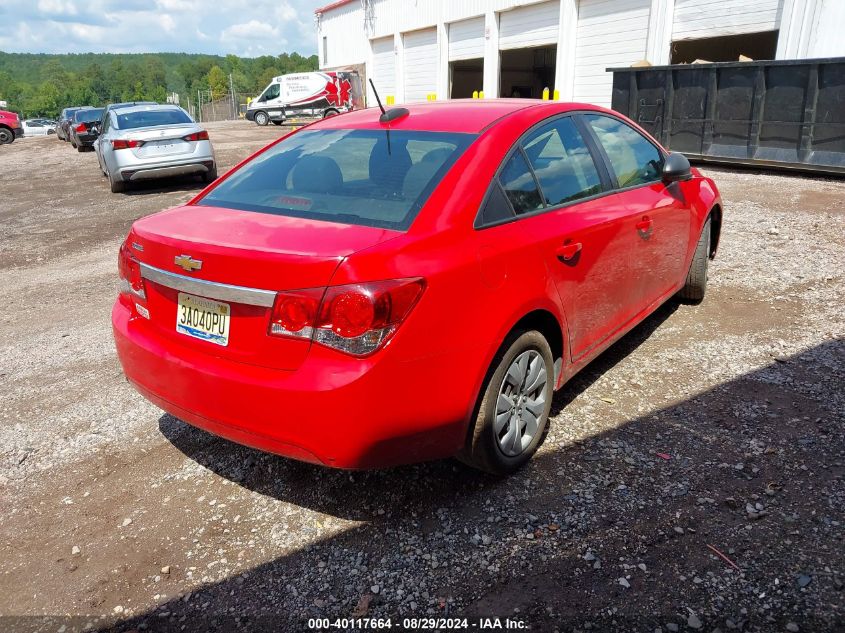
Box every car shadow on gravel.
[108,337,843,632]
[157,300,682,521]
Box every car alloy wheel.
[494,350,548,457]
[255,111,269,126]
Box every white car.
[21,119,56,136]
[93,104,217,193]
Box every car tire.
[677,216,712,304]
[460,330,554,475]
[202,165,218,184]
[76,144,85,152]
[108,170,126,193]
[254,111,270,126]
[323,108,340,119]
[0,127,13,144]
[271,120,283,126]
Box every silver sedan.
[93,104,217,193]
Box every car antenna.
[369,78,386,117]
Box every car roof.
[110,104,183,115]
[106,101,157,111]
[313,99,606,134]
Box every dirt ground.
[0,121,843,633]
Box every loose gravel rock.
[0,124,843,632]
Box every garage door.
[371,36,396,101]
[573,0,651,107]
[448,16,485,61]
[404,28,438,102]
[499,0,560,50]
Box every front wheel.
[460,330,554,475]
[0,128,13,144]
[254,111,269,126]
[677,216,712,304]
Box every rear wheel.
[271,120,283,126]
[460,330,554,475]
[0,127,13,144]
[202,165,218,184]
[323,108,340,118]
[76,144,84,152]
[108,170,126,193]
[254,111,270,126]
[677,216,711,303]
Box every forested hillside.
[0,51,318,118]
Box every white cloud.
[36,0,78,16]
[221,20,280,41]
[0,0,317,56]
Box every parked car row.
[55,101,218,193]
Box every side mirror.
[662,152,692,183]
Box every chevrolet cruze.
[112,99,722,474]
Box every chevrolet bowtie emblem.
[174,254,202,272]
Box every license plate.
[176,292,230,346]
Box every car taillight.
[112,139,144,150]
[75,122,87,133]
[183,130,209,142]
[269,278,425,356]
[118,242,146,299]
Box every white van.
[246,71,362,126]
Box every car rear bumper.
[112,299,470,469]
[117,159,215,182]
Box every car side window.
[499,150,544,215]
[585,114,663,188]
[522,117,603,206]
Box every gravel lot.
[0,121,843,633]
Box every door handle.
[556,242,582,262]
[636,216,653,239]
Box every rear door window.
[499,151,544,215]
[522,117,603,206]
[584,114,664,188]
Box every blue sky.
[0,0,320,57]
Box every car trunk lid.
[127,204,401,370]
[119,124,198,159]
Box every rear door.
[582,113,691,312]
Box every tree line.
[0,51,318,118]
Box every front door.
[582,113,691,313]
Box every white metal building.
[314,0,845,107]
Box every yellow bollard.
[472,90,478,99]
[431,93,436,101]
[553,89,560,101]
[542,87,550,101]
[479,91,484,99]
[386,95,394,105]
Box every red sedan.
[112,99,721,474]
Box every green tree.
[206,65,228,100]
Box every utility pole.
[229,73,236,120]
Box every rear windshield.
[196,129,476,230]
[115,109,192,130]
[74,108,104,122]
